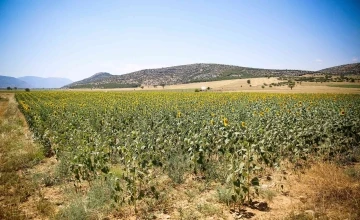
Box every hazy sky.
[1,0,359,81]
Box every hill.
[18,76,72,88]
[69,72,112,85]
[64,63,360,88]
[65,63,313,88]
[0,76,31,88]
[318,63,360,75]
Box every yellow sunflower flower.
[241,121,246,128]
[223,117,229,126]
[340,109,345,116]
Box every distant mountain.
[64,62,360,89]
[0,76,31,88]
[18,76,72,88]
[318,63,360,75]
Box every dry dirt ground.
[71,77,360,94]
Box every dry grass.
[291,162,360,219]
[0,94,47,219]
[70,77,360,94]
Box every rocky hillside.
[71,72,112,85]
[65,63,312,88]
[318,63,360,75]
[64,63,360,88]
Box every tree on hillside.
[160,83,165,89]
[247,79,251,84]
[25,88,30,92]
[288,81,295,90]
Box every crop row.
[16,91,360,206]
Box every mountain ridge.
[18,76,72,88]
[0,76,72,88]
[0,76,31,88]
[65,62,360,88]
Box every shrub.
[216,186,233,206]
[36,198,55,216]
[165,151,189,184]
[25,88,30,92]
[87,180,114,211]
[55,199,88,220]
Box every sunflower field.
[15,91,360,206]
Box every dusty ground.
[70,77,360,94]
[117,162,360,220]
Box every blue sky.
[1,0,359,81]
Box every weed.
[178,207,201,220]
[196,203,221,217]
[43,175,56,187]
[184,189,198,202]
[345,166,360,180]
[54,156,72,181]
[36,198,55,216]
[0,206,26,220]
[86,180,114,211]
[165,151,189,184]
[55,198,88,220]
[285,211,313,220]
[203,159,228,183]
[216,186,232,206]
[260,188,277,202]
